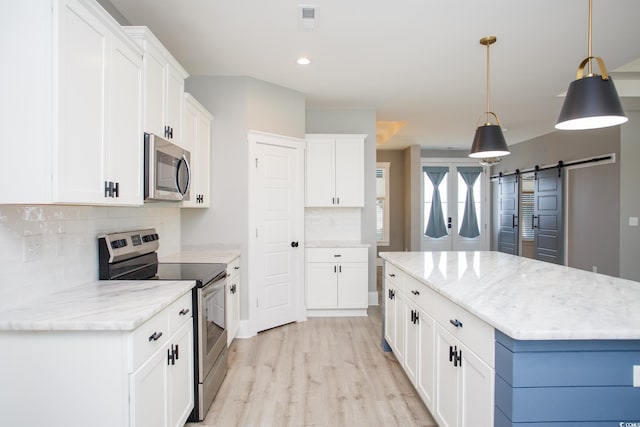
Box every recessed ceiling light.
[297,57,311,65]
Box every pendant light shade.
[469,36,510,159]
[469,124,509,158]
[555,0,627,130]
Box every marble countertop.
[379,251,640,341]
[159,248,240,264]
[0,280,194,332]
[306,240,370,248]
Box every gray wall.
[491,126,622,277]
[182,76,305,319]
[305,109,377,295]
[376,150,405,254]
[620,111,640,281]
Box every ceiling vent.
[298,5,317,31]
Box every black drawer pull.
[411,290,420,296]
[179,308,190,316]
[148,331,163,342]
[389,273,396,277]
[449,319,463,328]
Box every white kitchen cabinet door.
[125,27,188,147]
[305,137,335,207]
[336,262,368,308]
[166,64,185,147]
[168,322,194,427]
[383,281,397,351]
[417,307,436,413]
[181,93,212,208]
[434,324,460,427]
[334,138,364,207]
[55,0,108,204]
[105,33,143,205]
[130,345,168,427]
[225,257,240,345]
[141,42,166,138]
[305,134,366,207]
[306,262,338,308]
[459,341,494,427]
[392,291,405,362]
[404,303,419,385]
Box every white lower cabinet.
[306,247,368,315]
[225,256,241,345]
[383,261,494,427]
[0,291,194,427]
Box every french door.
[421,161,489,251]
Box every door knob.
[290,241,299,248]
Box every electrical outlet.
[630,217,639,227]
[23,234,43,263]
[634,365,640,387]
[592,266,598,273]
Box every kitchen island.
[380,251,640,427]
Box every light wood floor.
[188,301,437,426]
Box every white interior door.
[422,160,488,251]
[250,133,304,333]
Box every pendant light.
[469,36,510,159]
[556,0,627,130]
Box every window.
[376,162,390,246]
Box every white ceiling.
[108,0,640,151]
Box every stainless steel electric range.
[98,228,227,422]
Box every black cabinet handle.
[174,344,179,360]
[411,290,420,296]
[410,310,415,323]
[449,345,455,362]
[179,308,190,316]
[414,311,419,324]
[234,266,240,270]
[167,347,175,365]
[332,197,335,205]
[449,318,463,328]
[447,217,452,229]
[336,197,340,205]
[389,273,396,278]
[149,331,163,342]
[113,182,119,198]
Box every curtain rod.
[490,155,613,180]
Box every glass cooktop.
[155,263,227,287]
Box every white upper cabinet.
[125,26,189,148]
[305,134,366,207]
[1,0,143,205]
[181,93,212,208]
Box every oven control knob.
[111,239,127,249]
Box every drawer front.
[226,257,240,278]
[384,262,404,290]
[431,293,494,367]
[130,309,168,371]
[404,275,435,314]
[168,291,193,336]
[306,247,368,263]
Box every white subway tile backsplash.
[304,207,362,242]
[0,205,182,310]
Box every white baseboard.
[368,291,379,306]
[235,320,255,340]
[306,309,368,317]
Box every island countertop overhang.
[379,251,640,341]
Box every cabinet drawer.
[431,294,494,367]
[226,257,240,278]
[384,262,404,290]
[404,275,435,314]
[129,309,168,372]
[168,291,193,336]
[306,247,368,263]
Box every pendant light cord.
[486,41,491,124]
[588,0,593,75]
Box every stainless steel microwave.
[144,133,191,202]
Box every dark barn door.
[534,169,564,265]
[498,174,519,255]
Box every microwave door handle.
[176,155,191,196]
